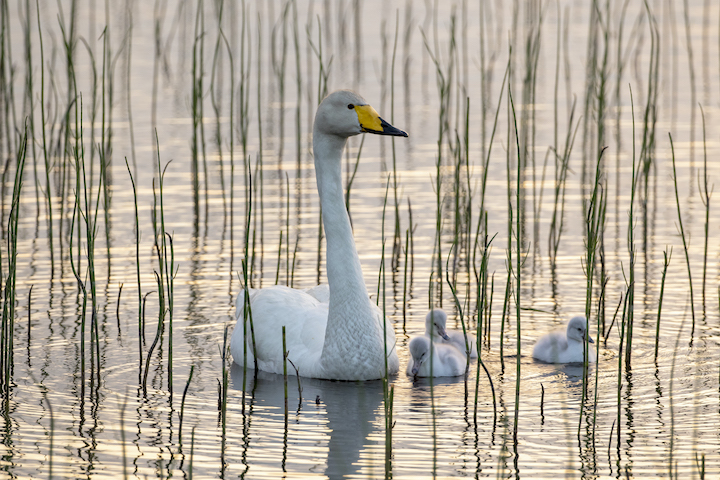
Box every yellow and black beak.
[354,105,408,137]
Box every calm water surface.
[2,0,720,478]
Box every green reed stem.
[179,365,195,446]
[242,164,258,378]
[625,86,638,369]
[116,283,123,331]
[154,134,172,397]
[579,146,607,435]
[285,173,290,285]
[445,244,470,372]
[35,0,54,275]
[402,229,409,329]
[427,271,437,475]
[142,271,164,397]
[1,125,27,404]
[474,231,497,427]
[124,158,143,381]
[655,248,672,362]
[275,230,283,285]
[616,286,630,456]
[282,326,288,472]
[164,232,175,398]
[68,192,88,402]
[390,11,401,263]
[668,313,687,477]
[698,106,712,312]
[669,132,695,335]
[509,81,522,446]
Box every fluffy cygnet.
[425,309,478,358]
[532,316,597,364]
[406,336,467,377]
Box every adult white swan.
[231,90,407,381]
[531,316,597,364]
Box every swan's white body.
[532,316,597,364]
[425,309,478,358]
[406,336,467,377]
[231,90,407,381]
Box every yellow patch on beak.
[354,105,383,133]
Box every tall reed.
[281,326,288,472]
[390,12,402,266]
[655,248,672,361]
[35,0,54,275]
[508,80,522,446]
[378,177,395,477]
[125,159,143,381]
[421,25,453,305]
[579,146,607,435]
[0,125,27,406]
[219,325,230,474]
[698,106,711,313]
[473,231,497,427]
[625,87,638,368]
[179,365,195,446]
[142,140,173,397]
[669,133,695,336]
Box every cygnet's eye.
[347,103,355,109]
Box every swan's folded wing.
[231,285,327,376]
[303,284,330,303]
[532,330,569,363]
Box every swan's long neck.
[313,128,383,376]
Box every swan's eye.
[347,103,355,109]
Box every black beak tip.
[379,117,408,137]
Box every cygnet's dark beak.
[437,326,450,341]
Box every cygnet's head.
[566,316,594,343]
[408,336,432,375]
[425,309,450,341]
[314,90,408,139]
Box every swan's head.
[425,309,450,340]
[408,336,432,375]
[314,90,408,139]
[566,316,594,343]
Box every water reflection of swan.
[532,316,597,364]
[425,309,478,358]
[230,363,384,477]
[231,90,407,381]
[406,336,467,377]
